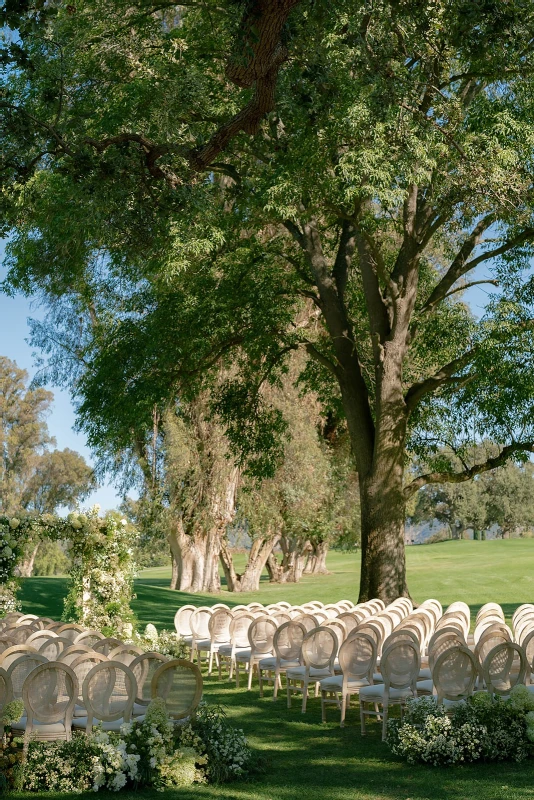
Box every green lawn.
[15,539,534,800]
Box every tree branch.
[303,341,339,377]
[404,348,478,412]
[405,441,534,498]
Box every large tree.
[5,1,534,600]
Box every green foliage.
[33,539,70,576]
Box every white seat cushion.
[218,645,249,657]
[320,674,370,691]
[359,684,415,701]
[416,679,434,694]
[258,656,299,669]
[419,667,432,680]
[286,666,333,679]
[11,719,68,736]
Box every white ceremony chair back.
[208,608,233,643]
[433,645,477,706]
[21,662,78,751]
[321,631,377,727]
[7,653,48,697]
[39,636,74,661]
[129,652,168,711]
[108,644,145,666]
[26,630,58,649]
[81,661,136,733]
[0,644,38,667]
[476,603,504,625]
[428,631,465,674]
[474,624,512,674]
[190,607,213,647]
[174,605,197,638]
[257,620,305,699]
[56,624,85,642]
[294,614,318,632]
[74,630,106,647]
[151,658,203,721]
[483,642,527,697]
[337,612,360,636]
[58,644,95,665]
[92,637,124,656]
[69,652,108,707]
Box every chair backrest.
[293,614,318,632]
[56,624,86,642]
[92,637,124,656]
[0,667,13,720]
[248,616,278,655]
[474,624,512,670]
[69,653,108,702]
[273,612,291,625]
[436,613,468,639]
[380,640,420,690]
[151,659,203,720]
[519,628,534,670]
[474,616,507,645]
[428,630,465,673]
[129,652,168,706]
[25,630,59,649]
[108,645,145,666]
[513,604,534,631]
[276,601,292,610]
[273,621,305,663]
[433,645,477,704]
[174,605,197,637]
[422,599,442,618]
[190,607,213,640]
[246,602,265,611]
[476,603,504,625]
[0,644,38,666]
[211,603,230,611]
[82,661,136,725]
[336,612,360,636]
[322,604,340,620]
[57,644,95,665]
[73,630,106,647]
[8,625,37,644]
[339,631,377,682]
[23,661,78,728]
[229,613,254,648]
[383,629,420,652]
[323,619,347,646]
[7,653,48,697]
[301,627,338,672]
[383,607,404,628]
[38,636,73,660]
[483,642,527,696]
[514,614,534,644]
[17,614,38,625]
[208,608,233,643]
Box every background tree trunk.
[18,541,40,578]
[220,532,280,592]
[303,540,329,574]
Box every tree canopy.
[4,0,534,600]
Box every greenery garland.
[0,508,138,636]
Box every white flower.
[121,518,127,526]
[9,518,20,529]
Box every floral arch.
[0,507,137,637]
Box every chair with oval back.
[173,605,196,650]
[73,630,106,647]
[57,644,96,666]
[69,652,108,716]
[0,667,13,736]
[432,645,478,709]
[151,659,203,724]
[72,661,136,733]
[235,615,278,690]
[38,636,74,661]
[129,652,168,715]
[194,608,232,677]
[6,653,48,698]
[13,662,78,751]
[483,642,527,697]
[189,607,214,665]
[258,621,306,699]
[217,612,254,680]
[360,639,420,740]
[108,644,145,667]
[26,630,59,650]
[286,626,339,712]
[320,631,377,726]
[55,624,86,642]
[92,637,124,656]
[0,645,38,667]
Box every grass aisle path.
[15,539,534,800]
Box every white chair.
[13,662,78,751]
[359,639,420,740]
[194,608,233,676]
[218,613,254,679]
[73,630,106,647]
[151,659,203,724]
[92,637,124,656]
[433,645,477,708]
[258,621,305,699]
[287,627,338,712]
[6,653,48,698]
[189,607,213,664]
[484,642,527,698]
[73,661,136,733]
[174,605,196,650]
[236,616,278,690]
[129,652,168,715]
[320,631,377,726]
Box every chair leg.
[321,691,327,723]
[287,677,292,708]
[229,656,234,680]
[360,701,366,735]
[273,668,280,700]
[381,701,389,741]
[248,662,254,690]
[235,661,240,688]
[218,653,222,680]
[340,693,347,728]
[302,679,309,713]
[208,649,214,675]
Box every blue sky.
[0,244,124,510]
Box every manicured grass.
[16,539,534,800]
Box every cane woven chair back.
[273,612,291,625]
[211,603,230,611]
[129,652,168,707]
[323,619,347,646]
[476,603,504,625]
[398,617,426,647]
[513,603,534,627]
[0,644,38,667]
[0,637,13,653]
[39,636,73,661]
[336,600,354,612]
[322,604,340,620]
[208,608,233,643]
[190,607,213,641]
[17,614,38,625]
[514,614,534,644]
[273,621,305,663]
[56,624,85,642]
[428,631,465,673]
[174,605,197,637]
[9,625,36,644]
[313,610,329,624]
[383,607,404,628]
[436,613,468,639]
[433,645,477,704]
[26,630,58,648]
[229,613,255,648]
[248,616,278,655]
[293,613,319,632]
[151,659,203,720]
[354,622,381,654]
[370,599,386,613]
[423,599,443,618]
[287,606,307,618]
[246,602,265,611]
[383,628,420,652]
[475,624,512,671]
[92,637,124,656]
[7,653,48,697]
[82,661,136,727]
[69,653,108,704]
[73,630,106,647]
[3,613,23,626]
[483,642,527,697]
[58,645,95,665]
[519,628,534,670]
[373,615,393,641]
[108,645,145,666]
[336,612,360,636]
[276,601,292,610]
[22,662,78,745]
[380,641,420,691]
[301,627,338,672]
[474,616,507,645]
[339,631,377,682]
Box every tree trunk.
[266,552,283,582]
[220,532,280,592]
[167,521,222,592]
[303,540,329,574]
[266,534,307,583]
[18,542,40,578]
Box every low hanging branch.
[404,440,534,499]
